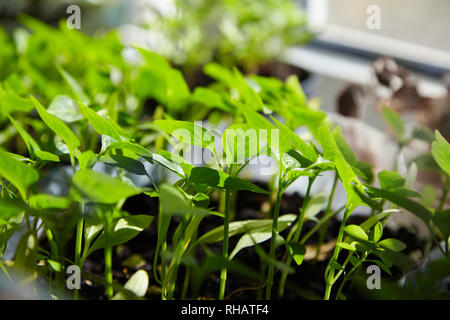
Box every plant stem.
[324,207,350,300]
[335,252,368,299]
[73,202,84,300]
[315,173,339,260]
[219,189,231,300]
[266,184,283,300]
[104,211,113,299]
[277,176,314,298]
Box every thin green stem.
[335,252,368,299]
[315,173,339,260]
[266,180,283,300]
[219,189,231,300]
[324,207,350,300]
[104,211,113,299]
[73,202,84,300]
[278,176,315,298]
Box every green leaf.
[191,87,231,112]
[431,130,450,176]
[189,167,269,194]
[303,192,327,220]
[78,104,122,141]
[366,186,433,225]
[0,91,34,117]
[29,194,71,210]
[333,127,373,182]
[57,65,90,106]
[112,269,149,300]
[8,115,40,157]
[87,215,154,256]
[271,116,317,163]
[47,259,63,272]
[0,149,39,199]
[432,209,450,240]
[0,198,26,221]
[47,95,82,123]
[317,124,366,211]
[286,242,306,265]
[378,170,405,190]
[378,238,407,252]
[35,151,60,162]
[344,224,369,241]
[222,123,260,163]
[154,120,215,154]
[159,184,210,216]
[78,150,97,170]
[373,221,383,243]
[32,96,80,153]
[72,169,141,204]
[382,106,405,141]
[336,242,357,252]
[229,215,296,259]
[197,214,296,244]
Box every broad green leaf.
[431,130,450,176]
[78,150,97,170]
[222,123,260,163]
[78,103,122,141]
[303,192,327,220]
[47,259,63,272]
[0,149,39,199]
[29,194,71,210]
[382,106,405,141]
[191,87,231,112]
[286,242,306,265]
[32,96,80,152]
[8,116,40,156]
[344,224,369,241]
[0,91,34,117]
[197,214,296,244]
[189,167,269,194]
[112,269,149,300]
[34,151,59,162]
[87,215,154,255]
[229,215,296,259]
[0,198,26,221]
[159,184,210,216]
[317,124,366,212]
[337,242,357,252]
[378,170,405,190]
[47,95,82,123]
[373,221,383,243]
[271,116,317,163]
[333,127,373,182]
[154,120,215,154]
[72,169,141,204]
[57,65,90,106]
[367,186,433,225]
[432,209,450,240]
[378,238,407,252]
[239,102,290,154]
[420,185,436,208]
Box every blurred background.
[0,0,449,232]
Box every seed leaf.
[344,225,369,241]
[190,167,269,194]
[32,96,80,153]
[73,169,141,204]
[87,215,154,256]
[378,238,407,252]
[0,149,39,200]
[431,130,450,176]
